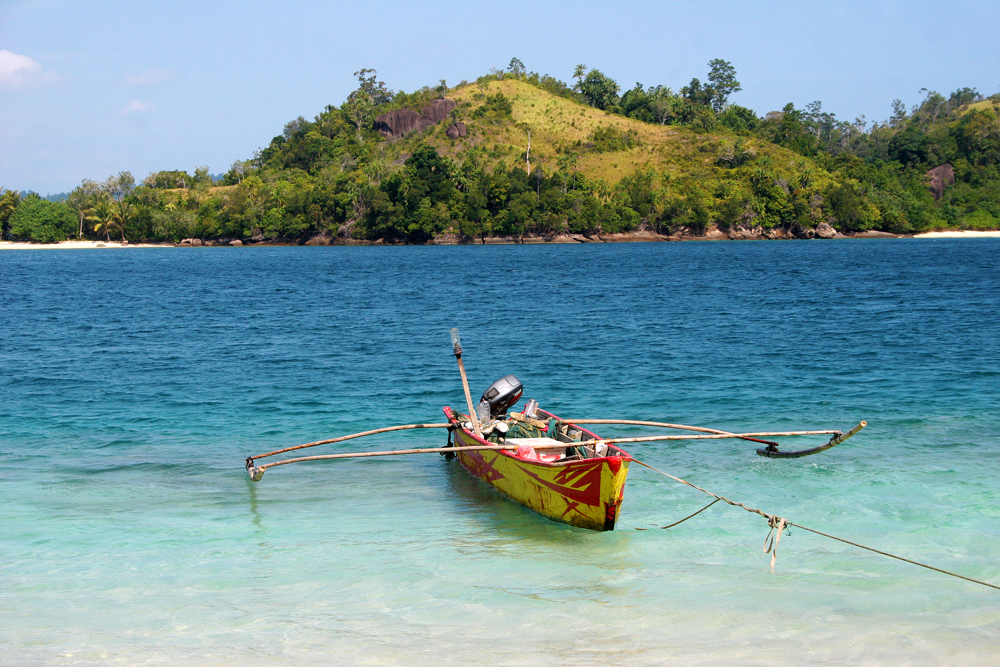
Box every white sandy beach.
[0,240,171,250]
[913,230,1000,238]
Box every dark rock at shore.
[429,233,462,245]
[926,164,955,201]
[445,122,467,139]
[375,99,457,139]
[599,230,667,242]
[305,231,331,246]
[337,221,357,238]
[703,225,729,240]
[853,230,899,238]
[728,222,764,240]
[792,225,817,239]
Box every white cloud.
[122,99,157,115]
[125,68,178,86]
[0,49,56,89]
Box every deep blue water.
[1,240,998,665]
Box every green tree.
[111,199,133,241]
[949,87,980,109]
[888,127,929,166]
[758,103,819,156]
[706,58,741,112]
[345,68,395,143]
[718,104,759,132]
[66,179,102,238]
[193,166,212,186]
[87,197,116,241]
[578,69,620,110]
[8,195,77,242]
[104,171,135,202]
[0,188,22,240]
[826,183,871,232]
[680,78,714,108]
[952,106,1000,165]
[87,196,136,242]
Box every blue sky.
[2,0,998,194]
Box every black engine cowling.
[478,375,523,419]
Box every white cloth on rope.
[763,516,787,572]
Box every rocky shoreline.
[265,222,905,247]
[5,228,996,251]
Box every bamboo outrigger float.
[244,328,866,531]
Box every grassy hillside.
[394,78,836,196]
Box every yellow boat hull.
[447,409,630,531]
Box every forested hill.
[3,61,998,244]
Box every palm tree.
[0,189,22,240]
[112,200,132,242]
[87,198,115,241]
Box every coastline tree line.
[2,59,998,244]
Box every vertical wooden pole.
[450,328,482,437]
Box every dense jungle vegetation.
[2,58,998,243]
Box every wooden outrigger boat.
[239,330,1000,590]
[244,328,866,532]
[444,402,631,531]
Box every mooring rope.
[632,458,1000,591]
[631,498,722,530]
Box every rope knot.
[763,515,788,572]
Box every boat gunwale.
[443,406,632,468]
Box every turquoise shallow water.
[1,240,998,665]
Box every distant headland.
[2,61,997,247]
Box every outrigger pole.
[245,426,867,480]
[564,419,867,458]
[567,423,866,451]
[248,442,572,477]
[244,422,452,481]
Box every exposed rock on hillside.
[375,99,457,139]
[446,122,467,139]
[926,164,955,200]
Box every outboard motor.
[477,375,523,421]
